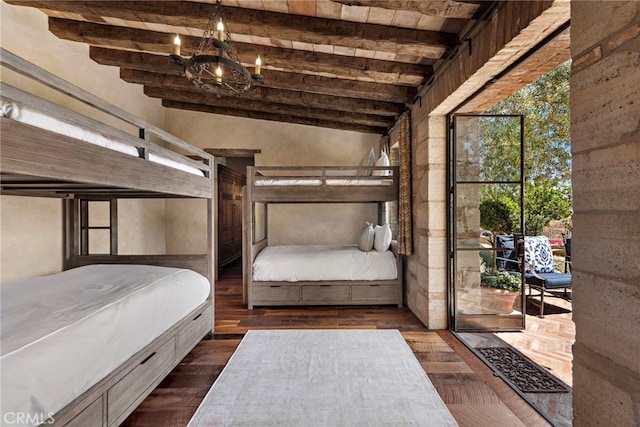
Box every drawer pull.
[269,285,282,288]
[320,285,332,287]
[193,313,203,321]
[140,351,157,365]
[369,284,381,287]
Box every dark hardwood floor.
[123,259,550,426]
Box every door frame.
[447,113,526,332]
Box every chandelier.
[169,0,263,96]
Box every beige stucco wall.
[0,3,167,281]
[118,200,168,255]
[164,109,380,248]
[0,196,62,282]
[165,199,208,254]
[570,2,640,425]
[0,3,379,281]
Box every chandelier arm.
[169,0,262,96]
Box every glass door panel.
[450,115,525,331]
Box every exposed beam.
[119,67,415,103]
[90,47,184,76]
[204,148,261,158]
[7,1,457,58]
[120,70,405,117]
[330,0,481,19]
[144,86,395,128]
[256,70,415,103]
[456,27,570,114]
[82,31,430,84]
[162,100,386,135]
[71,21,434,81]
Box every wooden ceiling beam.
[162,100,386,135]
[330,0,481,19]
[143,86,395,128]
[57,20,432,84]
[119,66,414,104]
[204,148,261,158]
[256,70,415,103]
[90,47,183,76]
[80,24,431,83]
[120,70,405,116]
[7,1,457,58]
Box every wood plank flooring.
[123,261,550,427]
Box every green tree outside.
[479,61,572,236]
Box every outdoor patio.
[459,290,574,426]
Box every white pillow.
[372,151,391,176]
[358,222,375,252]
[357,148,376,176]
[374,224,392,252]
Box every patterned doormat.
[477,347,570,393]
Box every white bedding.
[255,178,393,186]
[0,264,210,424]
[253,245,397,281]
[0,101,204,176]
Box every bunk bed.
[0,48,214,427]
[244,165,403,309]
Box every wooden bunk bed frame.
[244,165,403,309]
[0,48,215,426]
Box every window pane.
[455,250,523,317]
[89,229,110,254]
[456,183,522,249]
[88,201,110,227]
[455,116,522,182]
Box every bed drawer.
[302,284,350,302]
[177,305,212,360]
[252,284,300,302]
[107,337,175,425]
[66,396,103,427]
[351,284,398,302]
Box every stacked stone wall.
[406,1,568,328]
[570,3,640,425]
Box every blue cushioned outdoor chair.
[496,235,572,317]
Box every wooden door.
[218,165,245,267]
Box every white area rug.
[188,329,458,426]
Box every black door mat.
[477,346,570,393]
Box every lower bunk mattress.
[253,245,397,282]
[0,264,210,422]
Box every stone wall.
[405,112,448,328]
[406,1,569,328]
[570,2,640,425]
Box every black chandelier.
[169,0,263,96]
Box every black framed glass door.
[449,114,526,331]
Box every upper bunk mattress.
[0,264,210,423]
[254,177,393,186]
[253,245,397,282]
[0,101,203,176]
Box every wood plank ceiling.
[6,0,490,134]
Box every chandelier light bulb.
[217,18,225,41]
[216,65,223,84]
[255,55,261,75]
[173,34,181,56]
